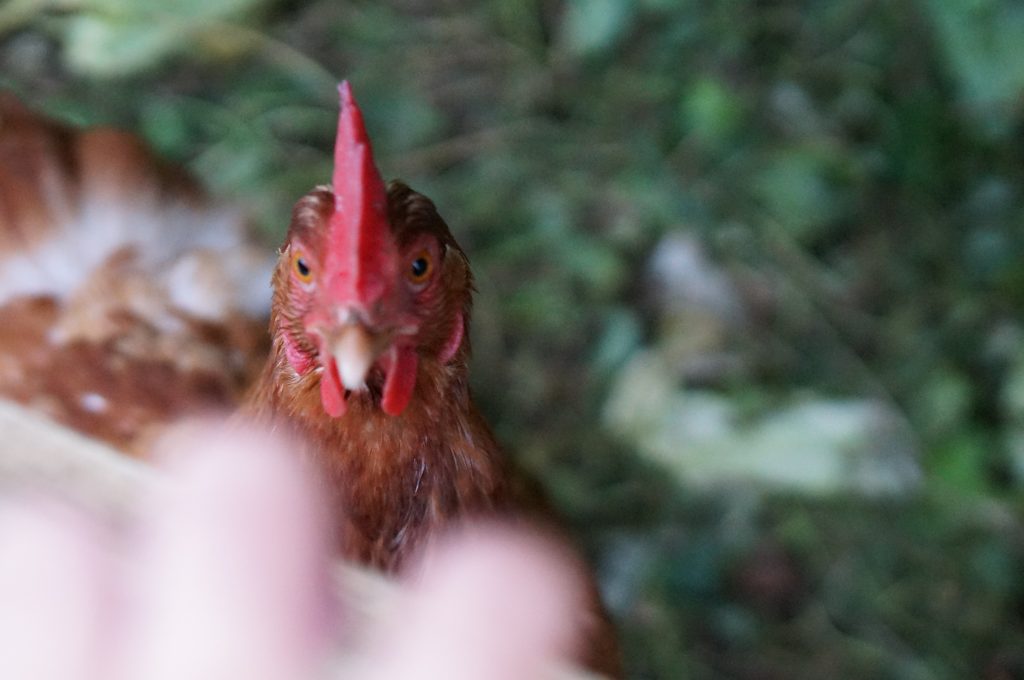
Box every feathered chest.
[253,365,511,571]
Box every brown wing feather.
[0,95,271,455]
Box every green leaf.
[924,0,1024,136]
[752,148,840,243]
[928,431,993,495]
[60,0,270,76]
[560,0,635,57]
[679,77,745,149]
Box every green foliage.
[925,0,1024,136]
[678,76,746,152]
[561,0,636,57]
[61,0,272,76]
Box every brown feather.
[243,181,622,676]
[244,183,510,568]
[0,95,271,454]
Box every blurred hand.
[0,424,586,680]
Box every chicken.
[243,82,621,676]
[0,94,271,454]
[0,87,620,675]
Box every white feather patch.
[0,191,273,324]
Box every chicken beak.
[329,323,387,391]
[316,318,419,418]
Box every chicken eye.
[407,250,433,284]
[292,252,313,283]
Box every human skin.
[0,425,587,680]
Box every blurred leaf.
[0,0,50,34]
[61,0,270,76]
[560,0,636,57]
[1001,350,1024,423]
[64,14,183,76]
[968,539,1018,597]
[604,352,922,495]
[139,100,192,156]
[928,431,993,496]
[492,0,545,53]
[362,90,445,152]
[924,0,1024,136]
[752,148,840,243]
[666,536,725,603]
[592,307,643,379]
[912,367,973,440]
[679,76,745,150]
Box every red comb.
[325,81,396,307]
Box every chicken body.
[245,183,512,569]
[243,84,621,675]
[0,94,271,453]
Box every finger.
[364,523,587,680]
[0,499,113,680]
[116,424,334,680]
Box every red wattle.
[320,358,347,417]
[382,345,418,416]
